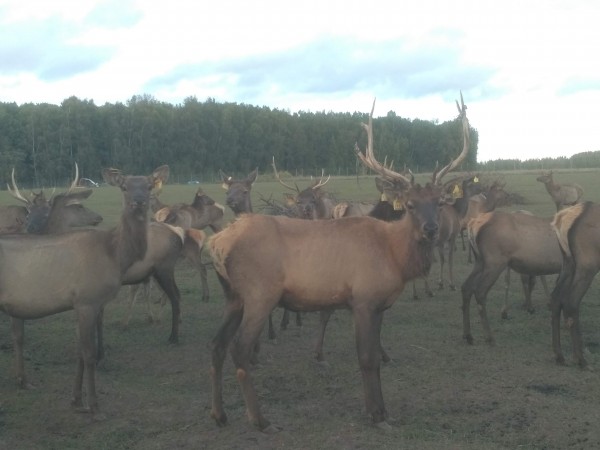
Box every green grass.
[1,169,600,449]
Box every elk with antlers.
[208,95,469,431]
[0,165,169,413]
[550,201,600,367]
[536,171,584,211]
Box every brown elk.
[0,170,50,234]
[0,165,169,413]
[220,168,258,215]
[272,157,334,220]
[154,187,224,302]
[461,210,562,345]
[550,202,600,367]
[156,186,225,232]
[207,95,468,431]
[536,171,584,211]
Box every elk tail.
[551,202,587,258]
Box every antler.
[67,162,80,192]
[311,169,331,190]
[7,168,31,205]
[355,98,413,186]
[433,91,470,184]
[272,156,300,192]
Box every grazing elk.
[0,165,169,413]
[550,202,600,367]
[536,171,584,211]
[208,95,469,431]
[461,210,562,345]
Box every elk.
[550,202,600,367]
[220,168,258,215]
[0,171,49,234]
[154,187,224,302]
[0,165,169,413]
[461,210,562,345]
[156,186,225,232]
[272,157,334,220]
[208,95,468,431]
[536,171,584,211]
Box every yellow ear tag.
[473,176,479,183]
[221,183,229,190]
[452,184,463,199]
[381,193,388,202]
[393,199,404,211]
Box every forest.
[0,94,597,188]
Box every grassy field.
[1,169,600,449]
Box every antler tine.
[272,156,300,192]
[434,91,470,185]
[7,168,31,205]
[67,162,80,192]
[355,98,412,186]
[312,169,331,190]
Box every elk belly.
[280,284,352,312]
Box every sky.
[1,0,600,162]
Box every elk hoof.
[261,423,283,434]
[463,334,474,345]
[449,284,456,291]
[211,410,228,427]
[374,420,393,432]
[555,355,566,366]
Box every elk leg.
[96,307,105,363]
[295,312,302,327]
[153,270,181,344]
[550,294,565,365]
[199,261,210,303]
[280,308,290,330]
[314,310,333,362]
[501,268,511,320]
[72,306,100,413]
[267,313,276,340]
[437,245,445,289]
[563,269,596,367]
[473,265,505,345]
[461,264,483,344]
[210,297,244,427]
[123,285,139,327]
[447,237,456,290]
[521,274,536,314]
[11,317,30,389]
[230,311,274,432]
[353,307,388,426]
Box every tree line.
[0,95,479,187]
[3,94,596,188]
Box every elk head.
[272,157,332,220]
[220,168,258,215]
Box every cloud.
[558,76,600,96]
[146,35,498,106]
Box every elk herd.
[0,93,598,434]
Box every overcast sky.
[1,0,599,162]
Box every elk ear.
[151,165,170,187]
[102,168,124,187]
[247,168,258,185]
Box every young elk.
[0,165,169,413]
[208,95,468,432]
[536,171,584,211]
[550,202,600,367]
[461,210,562,345]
